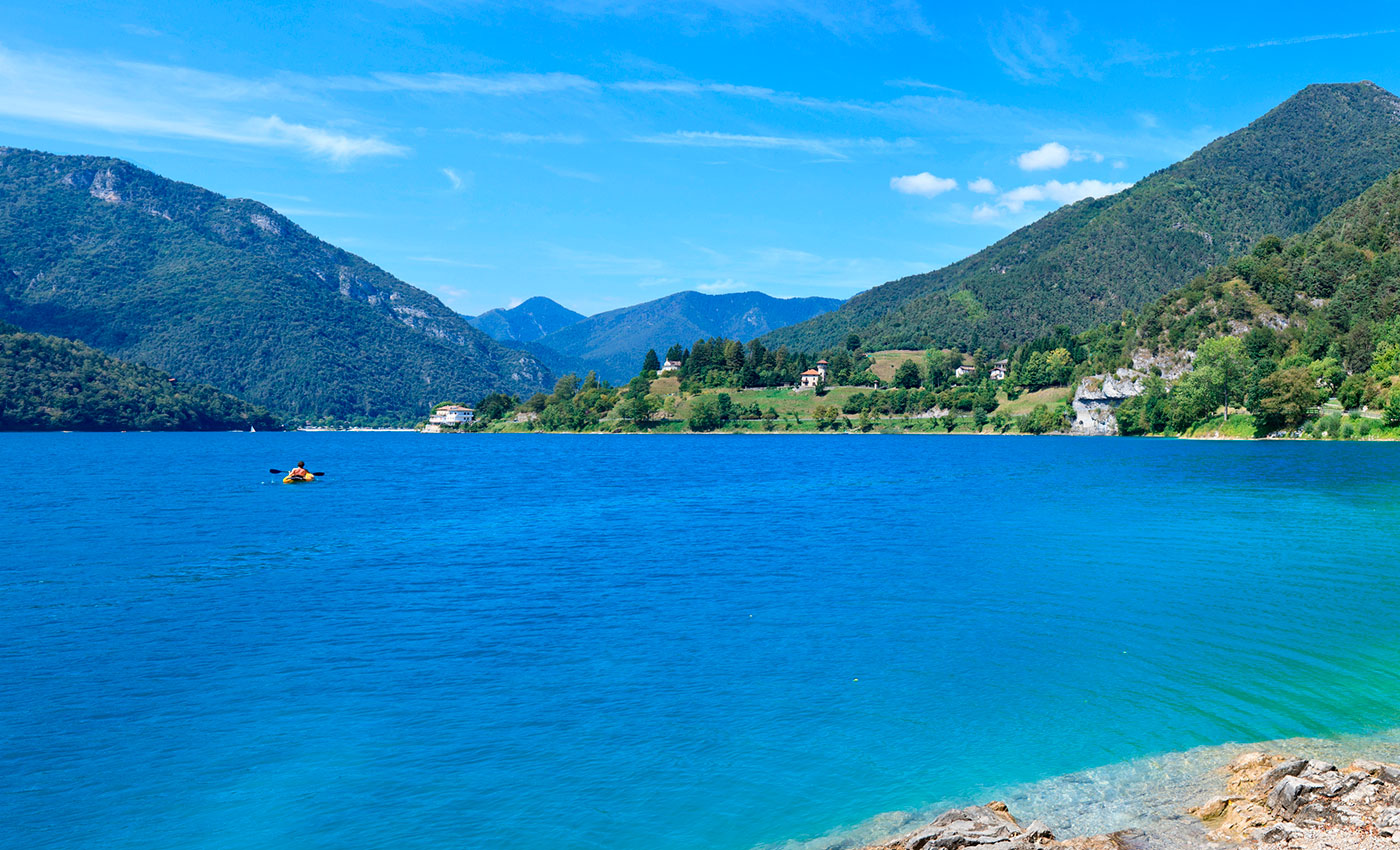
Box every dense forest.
[0,322,280,430]
[763,82,1400,356]
[0,147,550,421]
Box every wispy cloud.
[890,172,957,198]
[968,178,997,195]
[442,167,466,190]
[330,70,599,96]
[1017,141,1103,171]
[447,0,936,40]
[408,255,496,269]
[987,9,1092,83]
[0,45,406,164]
[885,79,964,95]
[454,129,588,144]
[613,78,873,113]
[633,130,909,160]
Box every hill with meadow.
[763,82,1400,357]
[0,147,551,423]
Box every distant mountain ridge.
[0,147,551,420]
[468,296,586,343]
[532,290,843,382]
[764,81,1400,354]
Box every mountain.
[1065,163,1400,437]
[532,290,843,382]
[0,147,551,421]
[764,81,1400,355]
[468,296,586,342]
[0,320,281,431]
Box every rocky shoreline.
[854,752,1400,850]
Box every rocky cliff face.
[1071,371,1146,435]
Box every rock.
[1071,370,1147,435]
[1269,775,1325,818]
[1258,759,1311,792]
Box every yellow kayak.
[283,473,315,484]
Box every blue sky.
[2,2,1399,316]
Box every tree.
[642,349,661,374]
[894,359,922,389]
[813,405,839,430]
[618,376,659,425]
[1337,374,1366,409]
[1254,367,1320,434]
[1195,336,1250,420]
[688,396,723,432]
[845,333,861,351]
[665,344,685,363]
[475,393,517,422]
[552,374,579,402]
[1386,391,1400,427]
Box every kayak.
[283,473,315,484]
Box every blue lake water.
[5,433,1400,850]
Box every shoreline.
[779,733,1400,850]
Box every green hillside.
[0,321,280,431]
[764,81,1400,355]
[532,290,842,382]
[0,147,551,420]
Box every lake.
[4,433,1400,850]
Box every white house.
[429,405,475,425]
[990,360,1009,381]
[660,359,682,373]
[798,360,829,390]
[954,364,976,378]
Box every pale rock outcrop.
[1072,370,1146,435]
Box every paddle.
[270,469,327,476]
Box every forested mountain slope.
[0,321,280,431]
[764,81,1400,355]
[468,296,586,342]
[534,290,841,382]
[0,148,551,420]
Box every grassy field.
[992,386,1072,416]
[864,350,925,383]
[671,386,868,419]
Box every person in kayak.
[288,461,310,481]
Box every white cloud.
[981,178,1133,218]
[0,45,405,164]
[1017,142,1070,171]
[697,278,752,294]
[442,168,464,190]
[968,177,998,194]
[889,172,957,198]
[1017,141,1104,171]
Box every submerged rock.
[855,752,1400,850]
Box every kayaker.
[288,461,310,481]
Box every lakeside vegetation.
[0,322,281,431]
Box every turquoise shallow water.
[4,433,1400,850]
